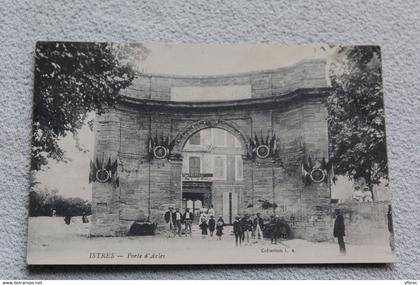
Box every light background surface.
[0,0,419,279]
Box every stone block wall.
[90,109,122,236]
[120,59,327,101]
[290,201,391,244]
[331,202,391,244]
[270,97,331,241]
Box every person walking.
[233,216,242,246]
[182,208,194,237]
[164,206,176,237]
[199,209,207,226]
[208,215,216,237]
[254,213,264,240]
[199,216,209,239]
[333,209,346,254]
[64,214,72,225]
[268,215,278,244]
[208,205,215,217]
[241,214,253,244]
[216,215,224,240]
[174,208,182,237]
[82,211,89,223]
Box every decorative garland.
[89,155,119,186]
[301,155,332,185]
[148,133,176,160]
[310,168,326,183]
[249,131,278,160]
[96,168,110,183]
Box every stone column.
[90,109,121,236]
[251,158,275,218]
[299,97,331,241]
[149,156,183,232]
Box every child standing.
[216,216,224,240]
[233,216,242,246]
[208,215,216,237]
[200,217,209,239]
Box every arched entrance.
[171,119,250,157]
[180,127,247,224]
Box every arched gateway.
[91,59,332,241]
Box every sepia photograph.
[27,42,395,265]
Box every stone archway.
[175,121,251,225]
[90,60,331,240]
[171,119,250,158]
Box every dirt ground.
[27,216,396,265]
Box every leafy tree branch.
[328,46,388,188]
[32,42,135,171]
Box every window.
[235,155,243,181]
[213,128,226,147]
[202,154,213,174]
[188,132,201,145]
[201,128,212,146]
[213,155,226,180]
[189,156,201,176]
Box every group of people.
[63,212,89,225]
[352,185,373,202]
[198,212,225,239]
[164,207,195,237]
[232,213,290,246]
[164,205,294,247]
[164,206,226,239]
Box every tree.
[29,186,92,217]
[32,42,135,171]
[328,46,388,189]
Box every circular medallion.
[310,168,325,183]
[256,145,270,159]
[96,169,110,183]
[153,146,168,159]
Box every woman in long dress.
[215,216,224,240]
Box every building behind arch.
[182,128,244,224]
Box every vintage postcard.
[27,42,396,264]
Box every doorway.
[182,181,212,221]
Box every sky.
[34,43,338,201]
[132,43,337,75]
[35,113,94,200]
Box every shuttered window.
[235,155,243,181]
[189,156,200,176]
[213,155,226,180]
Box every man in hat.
[333,209,346,254]
[241,214,253,244]
[268,215,278,244]
[174,208,182,237]
[233,216,242,246]
[254,212,264,240]
[182,208,194,237]
[164,206,175,237]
